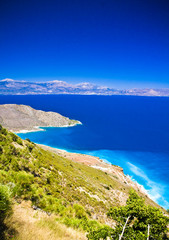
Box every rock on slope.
[0,104,81,132]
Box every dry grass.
[5,202,87,240]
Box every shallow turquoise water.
[0,94,169,209]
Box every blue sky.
[0,0,169,88]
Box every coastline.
[13,121,82,134]
[2,99,168,210]
[38,144,168,210]
[15,129,166,210]
[15,127,167,210]
[38,143,150,198]
[0,103,82,134]
[13,126,45,133]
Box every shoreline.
[13,122,82,134]
[15,130,166,210]
[39,144,168,210]
[14,126,45,133]
[38,143,150,198]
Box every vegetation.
[87,190,169,239]
[0,124,127,237]
[0,124,168,239]
[0,184,12,223]
[4,202,86,240]
[0,184,12,239]
[0,125,131,219]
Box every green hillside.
[0,125,168,239]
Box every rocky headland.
[0,104,81,132]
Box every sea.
[0,95,169,209]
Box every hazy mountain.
[0,78,169,96]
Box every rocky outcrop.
[0,104,81,132]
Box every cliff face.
[0,104,81,132]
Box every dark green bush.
[0,127,8,135]
[87,226,113,240]
[10,133,18,142]
[0,146,3,154]
[0,184,12,226]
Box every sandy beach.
[13,126,45,133]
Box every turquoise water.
[0,95,169,209]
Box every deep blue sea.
[0,95,169,209]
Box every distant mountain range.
[0,78,169,96]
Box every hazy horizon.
[2,77,169,90]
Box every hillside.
[0,125,167,239]
[0,104,81,132]
[4,201,86,240]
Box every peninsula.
[0,104,81,132]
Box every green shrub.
[63,216,100,232]
[0,127,7,135]
[0,146,3,154]
[17,138,23,145]
[13,171,34,198]
[0,184,12,223]
[87,226,113,240]
[5,145,19,156]
[73,204,87,219]
[10,132,18,142]
[60,205,75,218]
[37,195,65,214]
[9,133,23,145]
[26,142,35,152]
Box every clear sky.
[0,0,169,88]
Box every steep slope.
[0,125,165,239]
[4,201,86,240]
[0,104,81,132]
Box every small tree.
[87,190,169,240]
[108,190,169,240]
